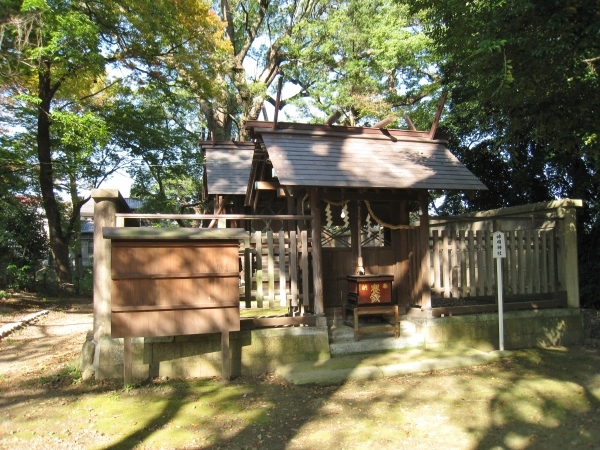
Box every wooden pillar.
[419,191,432,311]
[393,200,410,308]
[287,196,296,232]
[560,206,580,308]
[124,336,132,387]
[310,187,324,315]
[296,193,306,233]
[350,201,359,272]
[92,189,120,342]
[222,331,231,381]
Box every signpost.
[493,231,506,351]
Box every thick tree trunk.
[37,67,72,285]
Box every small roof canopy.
[201,141,256,197]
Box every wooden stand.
[343,303,399,341]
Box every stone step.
[329,333,425,357]
[329,320,418,341]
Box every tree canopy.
[0,0,229,283]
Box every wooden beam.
[272,77,284,130]
[428,92,448,140]
[255,181,281,190]
[326,111,342,126]
[372,116,394,129]
[404,116,417,131]
[239,315,318,329]
[261,104,269,121]
[320,190,419,203]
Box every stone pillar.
[560,206,580,308]
[92,189,121,342]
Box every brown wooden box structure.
[104,227,247,338]
[347,275,394,306]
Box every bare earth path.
[0,299,93,379]
[0,294,599,450]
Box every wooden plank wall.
[111,241,240,338]
[321,226,563,310]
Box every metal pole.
[497,259,504,351]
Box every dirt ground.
[0,294,599,450]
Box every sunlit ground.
[0,346,599,449]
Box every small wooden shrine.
[200,99,487,319]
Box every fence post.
[91,189,120,343]
[560,206,580,308]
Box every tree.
[0,140,48,288]
[0,0,228,283]
[409,0,600,209]
[107,86,208,222]
[203,0,439,139]
[409,0,600,306]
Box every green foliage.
[0,196,48,289]
[1,0,229,284]
[281,0,438,126]
[105,86,209,218]
[6,264,32,289]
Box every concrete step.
[328,320,424,357]
[275,348,510,385]
[330,333,425,357]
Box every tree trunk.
[69,172,82,294]
[37,66,72,285]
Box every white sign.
[493,231,506,258]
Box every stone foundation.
[407,308,583,351]
[86,325,331,381]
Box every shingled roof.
[201,141,256,196]
[245,123,487,192]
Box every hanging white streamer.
[342,203,349,228]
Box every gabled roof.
[201,141,256,196]
[80,197,140,218]
[246,123,487,191]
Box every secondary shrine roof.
[201,141,256,196]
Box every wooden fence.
[240,230,312,312]
[408,220,567,309]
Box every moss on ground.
[0,347,599,449]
